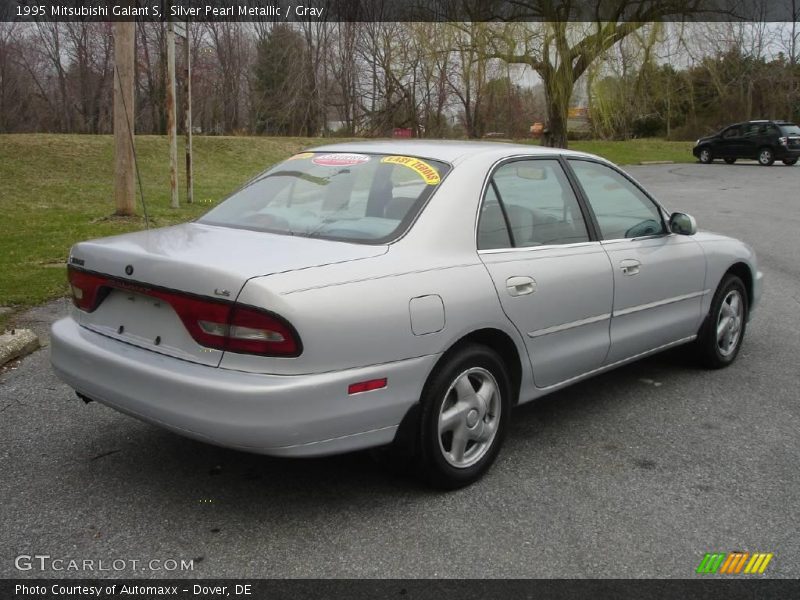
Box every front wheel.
[698,147,713,164]
[758,147,775,166]
[724,157,737,164]
[783,158,798,166]
[694,274,748,369]
[417,345,511,489]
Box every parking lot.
[1,162,798,579]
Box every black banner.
[4,579,800,600]
[2,0,800,22]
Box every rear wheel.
[694,274,748,369]
[417,344,510,489]
[724,157,737,164]
[758,147,775,166]
[698,147,713,164]
[783,158,798,166]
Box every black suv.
[693,120,800,166]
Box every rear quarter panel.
[222,250,529,382]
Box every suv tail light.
[67,266,301,357]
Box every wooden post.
[183,23,193,204]
[113,22,135,216]
[166,21,179,208]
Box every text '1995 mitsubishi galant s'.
[51,141,762,488]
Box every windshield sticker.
[381,156,441,185]
[286,152,315,161]
[312,153,370,167]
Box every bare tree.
[205,22,252,133]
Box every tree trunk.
[542,77,570,148]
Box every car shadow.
[698,161,795,167]
[75,346,699,508]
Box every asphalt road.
[1,162,798,579]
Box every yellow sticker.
[287,152,314,161]
[381,155,441,185]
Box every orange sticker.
[381,156,441,185]
[286,152,315,160]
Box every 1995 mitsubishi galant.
[51,141,762,488]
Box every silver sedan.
[51,141,762,488]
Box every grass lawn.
[568,138,695,164]
[0,134,694,317]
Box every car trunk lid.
[69,223,386,366]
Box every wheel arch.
[436,328,523,405]
[725,261,753,315]
[389,327,525,457]
[703,260,753,326]
[758,145,776,164]
[697,145,713,160]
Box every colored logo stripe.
[696,553,726,574]
[719,552,748,574]
[697,552,773,574]
[744,553,773,574]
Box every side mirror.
[669,212,697,236]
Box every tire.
[724,157,736,164]
[783,158,798,166]
[694,274,748,369]
[417,344,511,489]
[698,147,713,164]
[758,147,775,166]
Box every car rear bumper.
[776,148,800,159]
[50,317,436,456]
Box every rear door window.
[478,159,590,250]
[743,123,762,137]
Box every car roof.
[307,139,593,164]
[738,120,796,125]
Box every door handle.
[620,259,641,276]
[506,276,536,296]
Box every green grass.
[0,134,694,311]
[568,138,695,164]
[0,134,344,310]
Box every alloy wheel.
[717,290,744,357]
[437,367,501,469]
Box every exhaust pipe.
[76,392,94,404]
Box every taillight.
[66,266,301,356]
[164,292,232,350]
[227,305,299,356]
[67,266,108,312]
[189,303,300,356]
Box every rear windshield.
[199,152,451,244]
[780,124,800,136]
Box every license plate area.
[82,289,223,366]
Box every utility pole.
[113,21,135,216]
[180,23,193,204]
[166,21,179,209]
